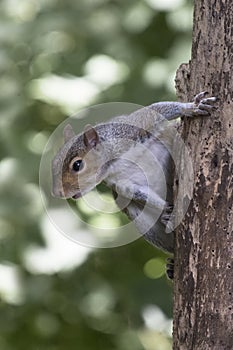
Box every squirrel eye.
[72,159,84,172]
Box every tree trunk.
[173,1,233,349]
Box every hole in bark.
[212,154,218,167]
[227,264,231,269]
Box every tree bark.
[173,1,233,349]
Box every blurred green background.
[0,0,192,349]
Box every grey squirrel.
[52,92,217,275]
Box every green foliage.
[0,0,192,349]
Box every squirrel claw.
[192,92,217,116]
[166,257,174,280]
[161,204,174,233]
[194,91,209,104]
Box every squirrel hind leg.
[166,257,174,280]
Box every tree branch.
[173,1,233,349]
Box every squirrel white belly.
[52,92,217,254]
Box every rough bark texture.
[173,1,233,349]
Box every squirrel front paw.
[191,91,217,116]
[161,204,174,233]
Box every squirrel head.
[52,123,108,199]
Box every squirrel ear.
[63,124,75,143]
[83,124,99,148]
